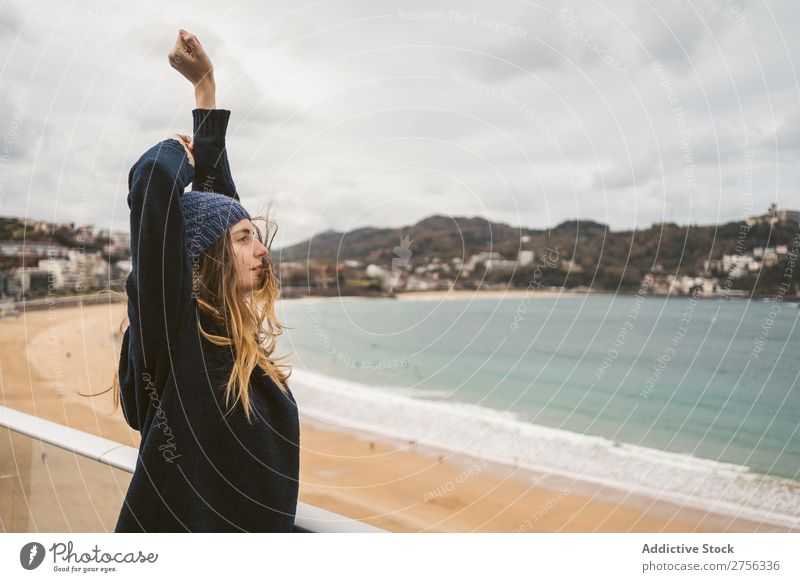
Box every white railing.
[0,405,385,533]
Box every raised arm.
[127,138,194,348]
[191,108,238,199]
[168,29,239,199]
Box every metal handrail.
[0,405,385,533]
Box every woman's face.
[229,218,269,292]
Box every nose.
[254,239,268,258]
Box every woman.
[111,30,300,532]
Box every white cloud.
[0,0,798,247]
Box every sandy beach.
[1,300,794,533]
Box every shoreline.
[394,289,800,302]
[2,301,795,532]
[290,367,800,532]
[5,286,797,312]
[395,289,601,300]
[298,414,797,533]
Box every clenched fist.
[168,29,214,87]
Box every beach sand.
[0,301,793,533]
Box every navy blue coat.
[115,109,300,532]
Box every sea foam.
[290,367,800,529]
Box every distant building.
[104,230,131,257]
[746,207,800,227]
[559,258,583,272]
[366,264,402,291]
[754,246,791,263]
[75,224,97,245]
[646,273,719,296]
[405,276,431,291]
[775,209,800,224]
[26,219,52,235]
[36,250,108,293]
[485,258,517,273]
[517,250,535,266]
[464,251,503,273]
[115,260,132,279]
[0,271,13,297]
[720,254,752,278]
[12,267,50,298]
[762,249,779,267]
[0,242,69,259]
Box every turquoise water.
[276,294,800,524]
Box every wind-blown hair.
[94,213,292,425]
[192,214,292,423]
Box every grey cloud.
[770,111,800,155]
[0,0,797,243]
[0,3,24,40]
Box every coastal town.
[1,206,798,302]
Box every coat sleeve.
[127,138,195,349]
[191,108,238,199]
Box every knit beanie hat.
[181,190,251,261]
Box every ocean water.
[276,294,800,527]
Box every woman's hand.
[168,133,195,168]
[168,29,214,88]
[168,29,216,109]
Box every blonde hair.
[92,212,292,424]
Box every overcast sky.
[1,0,798,247]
